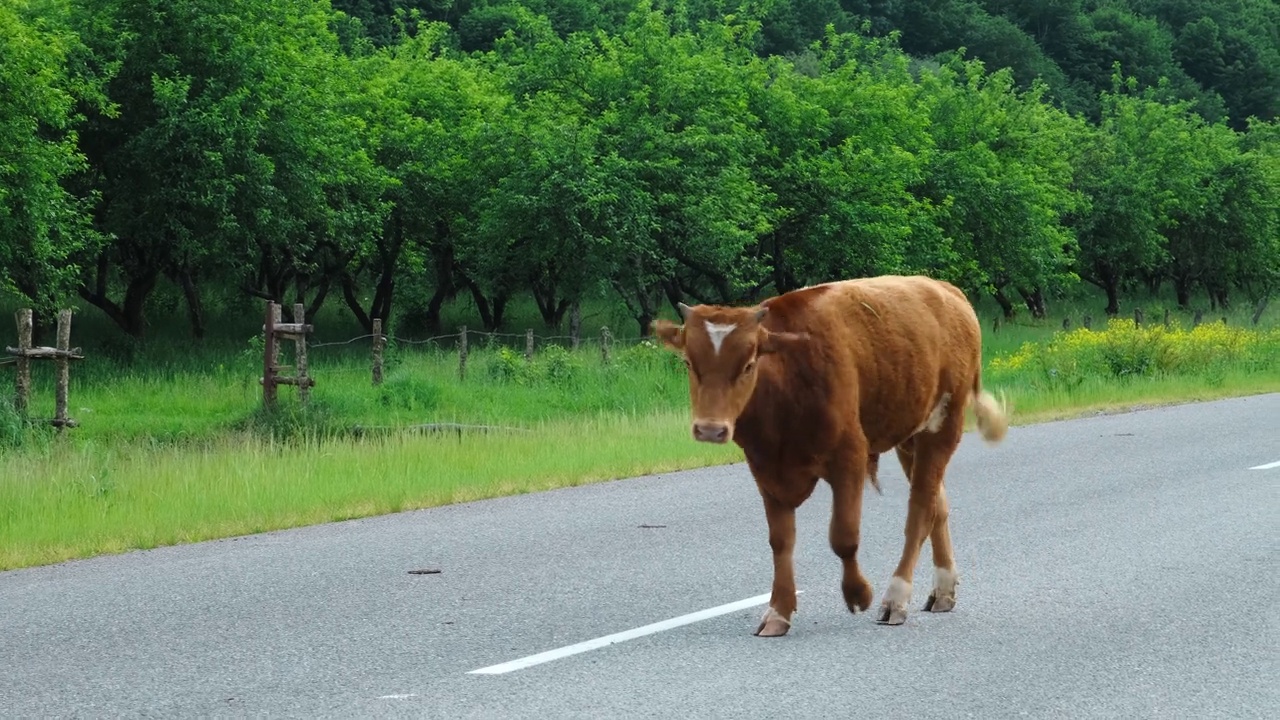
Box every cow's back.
[758,275,984,454]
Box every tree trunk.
[1174,274,1192,308]
[636,310,654,337]
[532,282,571,329]
[179,270,205,340]
[424,285,450,335]
[340,273,372,332]
[610,277,660,337]
[770,232,799,293]
[121,270,158,338]
[490,293,509,330]
[460,275,494,330]
[305,276,331,321]
[1016,286,1046,319]
[992,287,1015,319]
[79,261,158,339]
[1103,280,1120,316]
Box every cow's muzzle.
[692,420,731,444]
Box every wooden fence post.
[1193,310,1203,327]
[525,328,534,362]
[6,308,83,430]
[458,325,468,381]
[13,309,31,415]
[260,301,315,407]
[1134,307,1143,326]
[54,309,72,432]
[372,318,385,386]
[600,326,612,364]
[262,302,279,409]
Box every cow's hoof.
[842,577,873,614]
[925,567,959,613]
[876,577,911,625]
[754,607,792,637]
[923,592,955,612]
[876,605,907,625]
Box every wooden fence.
[261,302,316,408]
[256,299,623,409]
[5,309,84,432]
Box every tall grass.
[0,411,740,570]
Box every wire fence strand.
[306,327,651,353]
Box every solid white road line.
[467,590,798,675]
[1248,460,1280,470]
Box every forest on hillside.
[3,0,1278,340]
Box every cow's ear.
[651,319,685,350]
[758,327,807,354]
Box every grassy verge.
[1,302,1278,572]
[0,410,742,571]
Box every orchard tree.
[746,29,945,293]
[1071,72,1222,315]
[0,0,106,330]
[346,23,508,333]
[912,55,1083,318]
[72,0,381,338]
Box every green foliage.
[485,344,586,388]
[2,0,1279,350]
[0,0,106,312]
[376,371,443,413]
[989,318,1280,389]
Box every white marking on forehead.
[704,321,738,355]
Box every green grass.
[0,286,1277,571]
[0,410,741,570]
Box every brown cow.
[652,275,1008,636]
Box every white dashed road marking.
[1248,460,1280,470]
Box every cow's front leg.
[828,454,873,614]
[756,493,799,637]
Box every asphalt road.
[2,394,1278,719]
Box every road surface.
[2,394,1278,719]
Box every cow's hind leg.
[878,426,962,626]
[923,484,958,613]
[828,452,873,615]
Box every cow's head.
[651,301,807,444]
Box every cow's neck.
[734,353,821,456]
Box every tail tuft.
[972,389,1009,445]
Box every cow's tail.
[971,373,1009,445]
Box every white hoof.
[925,566,959,612]
[754,606,793,637]
[876,577,911,625]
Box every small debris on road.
[408,568,442,575]
[638,524,667,529]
